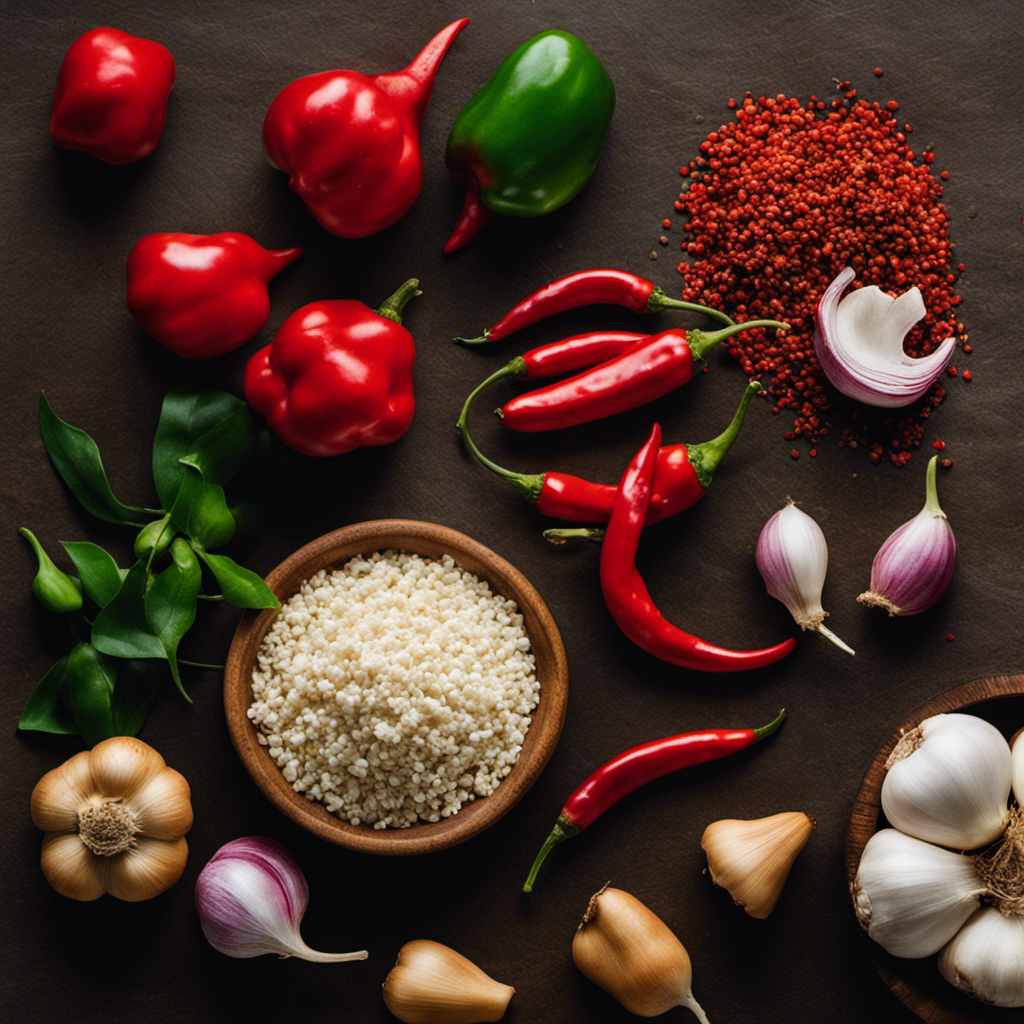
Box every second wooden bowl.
[224,519,568,855]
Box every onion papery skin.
[814,267,956,408]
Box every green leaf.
[91,562,166,660]
[110,660,167,736]
[18,656,76,734]
[169,467,236,550]
[179,405,260,486]
[61,541,123,608]
[199,551,279,609]
[61,643,117,745]
[145,539,201,701]
[38,393,154,526]
[152,386,246,511]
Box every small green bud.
[134,514,178,562]
[20,527,82,613]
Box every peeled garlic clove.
[382,940,514,1024]
[814,266,955,407]
[702,811,814,918]
[572,886,710,1022]
[939,907,1024,1006]
[853,828,986,958]
[881,713,1012,850]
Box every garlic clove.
[939,907,1024,1007]
[1012,731,1024,808]
[105,835,188,902]
[383,939,514,1024]
[30,750,94,831]
[88,735,167,798]
[881,713,1012,850]
[572,886,710,1022]
[40,832,107,901]
[853,828,986,958]
[702,811,814,918]
[131,768,194,840]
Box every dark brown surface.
[2,2,1023,1022]
[223,519,569,854]
[846,676,1024,1023]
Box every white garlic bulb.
[881,713,1012,850]
[1011,731,1024,809]
[852,829,986,958]
[938,907,1024,1007]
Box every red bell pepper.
[243,280,420,457]
[262,19,469,238]
[50,28,175,164]
[126,233,302,359]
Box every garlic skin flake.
[814,266,955,408]
[755,501,854,655]
[939,907,1024,1007]
[858,455,956,616]
[382,940,514,1024]
[702,811,814,918]
[853,828,986,958]
[881,713,1012,851]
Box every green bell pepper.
[443,30,615,252]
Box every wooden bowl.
[846,674,1024,1023]
[224,519,568,855]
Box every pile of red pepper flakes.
[667,85,969,465]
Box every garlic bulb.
[30,736,192,901]
[755,500,854,655]
[1012,731,1024,808]
[702,811,814,918]
[382,940,514,1024]
[939,908,1024,1007]
[195,837,367,963]
[881,713,1012,850]
[572,885,710,1022]
[813,266,955,407]
[858,455,956,616]
[852,828,986,958]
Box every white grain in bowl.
[247,550,539,828]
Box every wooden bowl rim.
[846,673,1024,1023]
[224,519,568,855]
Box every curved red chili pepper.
[458,378,762,525]
[499,320,786,432]
[454,269,735,344]
[126,233,302,359]
[522,709,787,892]
[50,28,176,164]
[600,424,796,671]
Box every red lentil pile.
[669,88,967,465]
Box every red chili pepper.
[522,708,787,892]
[458,379,762,525]
[262,19,468,238]
[454,269,735,344]
[50,28,175,164]
[601,424,796,671]
[243,279,419,456]
[498,321,786,432]
[126,233,302,359]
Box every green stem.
[196,593,225,602]
[686,381,763,490]
[543,527,605,546]
[751,708,787,742]
[924,454,945,517]
[523,814,579,893]
[376,279,421,324]
[456,363,544,504]
[688,319,790,362]
[179,659,224,671]
[646,286,736,327]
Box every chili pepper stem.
[543,527,605,546]
[376,279,422,325]
[688,319,790,362]
[523,814,579,893]
[751,708,787,741]
[646,286,735,327]
[686,381,763,490]
[457,362,544,504]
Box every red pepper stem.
[688,319,790,362]
[523,813,579,893]
[457,362,544,504]
[686,380,763,490]
[543,527,605,546]
[646,286,735,327]
[376,279,422,325]
[752,708,788,741]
